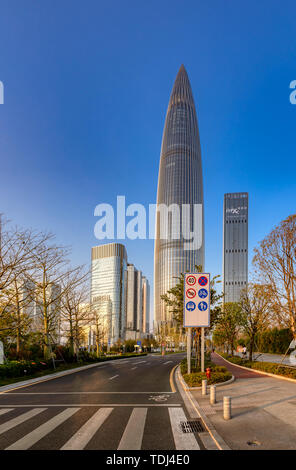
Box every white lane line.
[117,408,147,450]
[109,375,119,380]
[6,407,80,450]
[0,408,46,435]
[0,408,13,416]
[169,408,200,450]
[2,391,175,395]
[3,391,176,395]
[0,403,181,407]
[164,361,173,364]
[134,361,146,364]
[131,367,137,370]
[61,408,113,450]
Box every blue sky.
[0,1,296,324]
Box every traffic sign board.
[184,273,210,327]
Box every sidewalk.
[190,353,296,450]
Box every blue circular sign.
[198,276,208,286]
[198,288,208,299]
[198,301,208,311]
[186,301,196,312]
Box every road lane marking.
[2,391,176,395]
[164,361,173,364]
[0,408,46,435]
[61,408,113,450]
[109,375,119,380]
[0,403,181,407]
[170,365,178,393]
[6,407,80,450]
[135,361,146,364]
[117,408,147,450]
[0,409,13,416]
[169,408,200,450]
[131,367,137,370]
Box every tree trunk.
[249,335,254,361]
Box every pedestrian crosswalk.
[0,406,202,450]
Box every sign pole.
[201,327,205,373]
[187,327,191,374]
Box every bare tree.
[240,283,271,360]
[253,215,296,339]
[60,270,90,357]
[26,237,87,358]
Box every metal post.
[202,379,207,395]
[187,327,192,374]
[201,327,205,372]
[210,385,216,404]
[223,396,231,420]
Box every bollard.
[223,396,231,420]
[210,385,216,405]
[202,379,207,395]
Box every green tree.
[213,302,244,356]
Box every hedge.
[183,371,232,387]
[180,358,232,386]
[0,353,147,379]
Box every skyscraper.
[91,243,127,344]
[223,193,248,302]
[154,65,204,327]
[142,276,150,334]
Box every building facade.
[141,276,150,334]
[223,192,248,303]
[154,65,204,327]
[91,243,127,345]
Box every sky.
[0,1,296,326]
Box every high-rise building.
[125,264,145,340]
[223,192,248,302]
[142,276,150,334]
[125,264,138,332]
[91,243,127,344]
[154,65,204,327]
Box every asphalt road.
[0,353,206,450]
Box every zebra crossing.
[0,405,201,450]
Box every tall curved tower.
[154,65,204,327]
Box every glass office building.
[223,193,248,302]
[91,243,127,344]
[154,65,204,326]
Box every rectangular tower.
[223,193,248,303]
[91,243,127,345]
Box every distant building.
[125,264,144,340]
[142,276,150,334]
[91,243,127,345]
[223,192,248,303]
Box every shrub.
[183,370,232,387]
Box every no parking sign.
[184,273,210,327]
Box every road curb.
[217,354,296,384]
[175,365,231,450]
[0,356,143,393]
